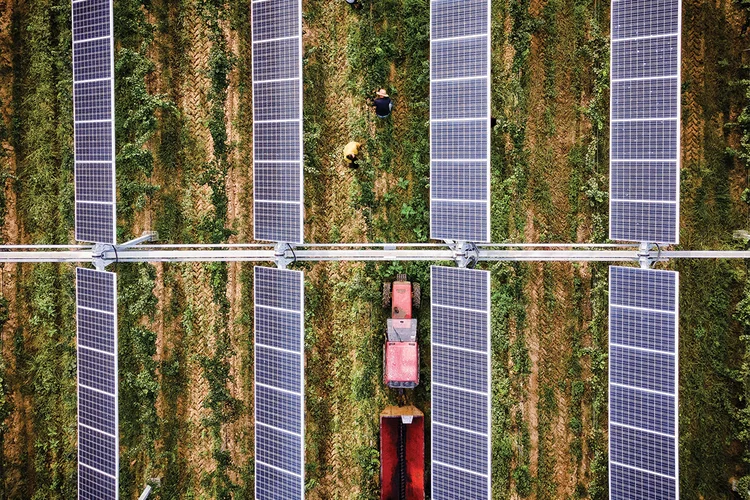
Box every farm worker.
[344,141,363,168]
[372,89,393,119]
[344,0,363,9]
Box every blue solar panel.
[430,0,490,243]
[252,0,303,244]
[254,266,304,499]
[73,0,116,244]
[76,267,118,500]
[609,266,678,500]
[609,0,681,244]
[431,266,490,499]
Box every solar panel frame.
[251,0,304,244]
[76,267,118,500]
[429,0,491,243]
[254,266,304,499]
[430,266,491,500]
[609,0,682,244]
[608,266,679,500]
[72,0,116,245]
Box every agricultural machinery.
[379,274,424,499]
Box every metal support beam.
[0,246,749,264]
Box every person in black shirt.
[372,89,393,119]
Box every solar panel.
[609,0,681,244]
[430,0,491,243]
[254,266,304,499]
[76,267,118,500]
[73,0,116,244]
[609,266,678,500]
[430,266,490,499]
[252,0,303,244]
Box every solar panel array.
[72,0,116,244]
[76,268,118,500]
[429,0,491,243]
[609,266,678,500]
[254,266,305,499]
[431,266,490,499]
[251,0,304,244]
[609,0,681,244]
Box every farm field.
[0,0,748,499]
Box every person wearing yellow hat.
[344,141,363,168]
[372,88,393,119]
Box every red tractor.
[380,275,424,500]
[382,274,421,389]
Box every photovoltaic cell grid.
[252,0,303,244]
[431,266,490,500]
[72,0,116,244]
[430,0,490,242]
[609,0,681,244]
[254,267,304,500]
[609,266,678,500]
[76,268,118,500]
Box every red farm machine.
[379,274,425,500]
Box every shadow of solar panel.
[254,202,302,244]
[79,425,117,476]
[433,424,488,475]
[255,385,302,435]
[253,80,300,121]
[256,423,302,474]
[611,120,678,160]
[611,161,678,201]
[612,79,679,120]
[431,37,488,80]
[610,384,675,435]
[72,0,111,42]
[431,0,488,39]
[254,162,301,202]
[612,0,679,39]
[79,463,117,500]
[75,121,113,161]
[431,120,487,160]
[432,462,488,500]
[432,384,487,434]
[73,38,112,81]
[253,38,300,81]
[612,36,678,79]
[256,463,302,500]
[252,0,299,41]
[74,80,112,121]
[610,424,675,477]
[79,386,117,435]
[610,463,676,500]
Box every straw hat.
[376,88,388,97]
